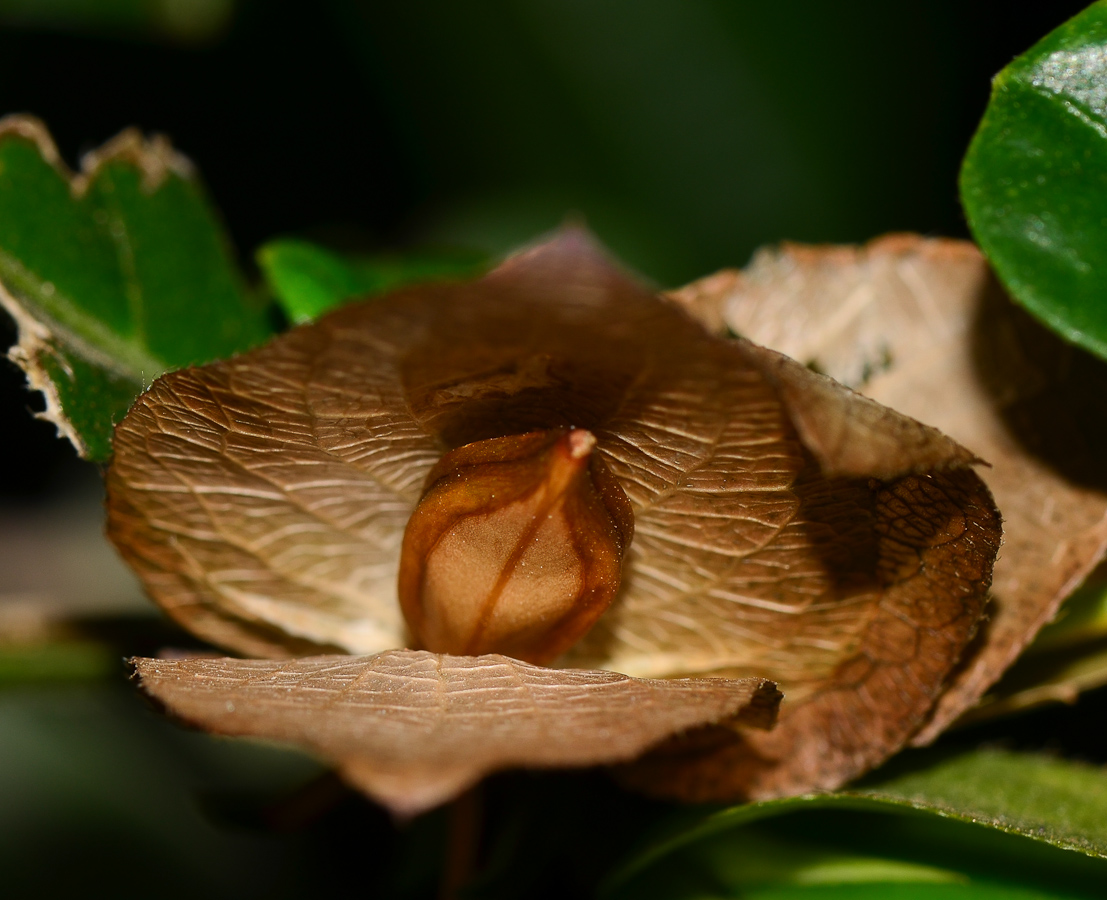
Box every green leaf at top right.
[962,1,1107,360]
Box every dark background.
[0,0,1092,499]
[0,4,1103,897]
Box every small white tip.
[566,429,597,459]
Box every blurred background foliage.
[0,0,1092,496]
[1,2,1104,897]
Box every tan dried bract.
[670,234,1107,741]
[108,230,1001,804]
[131,649,780,817]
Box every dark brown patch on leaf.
[670,235,1107,740]
[620,467,999,800]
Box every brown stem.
[439,784,483,900]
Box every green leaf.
[0,116,273,461]
[961,1,1107,360]
[611,827,968,900]
[0,641,116,686]
[611,823,1076,900]
[257,237,485,324]
[857,750,1107,854]
[605,750,1107,898]
[968,637,1107,722]
[961,571,1107,721]
[608,815,1098,900]
[727,888,1071,900]
[1033,576,1107,653]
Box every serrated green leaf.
[257,237,485,324]
[961,1,1107,360]
[605,750,1107,898]
[0,116,274,461]
[857,751,1107,854]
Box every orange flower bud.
[398,428,634,664]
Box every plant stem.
[440,784,483,900]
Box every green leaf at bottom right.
[605,749,1107,900]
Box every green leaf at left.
[0,115,274,461]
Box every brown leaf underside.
[108,231,1000,801]
[132,649,780,817]
[670,234,1107,742]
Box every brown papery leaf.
[669,234,1107,742]
[131,649,780,817]
[107,229,1000,801]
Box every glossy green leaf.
[257,237,485,324]
[0,116,273,461]
[610,823,1080,900]
[730,888,1069,900]
[605,750,1107,897]
[961,1,1107,359]
[608,827,967,900]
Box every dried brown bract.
[131,650,779,817]
[670,234,1107,742]
[110,230,1000,809]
